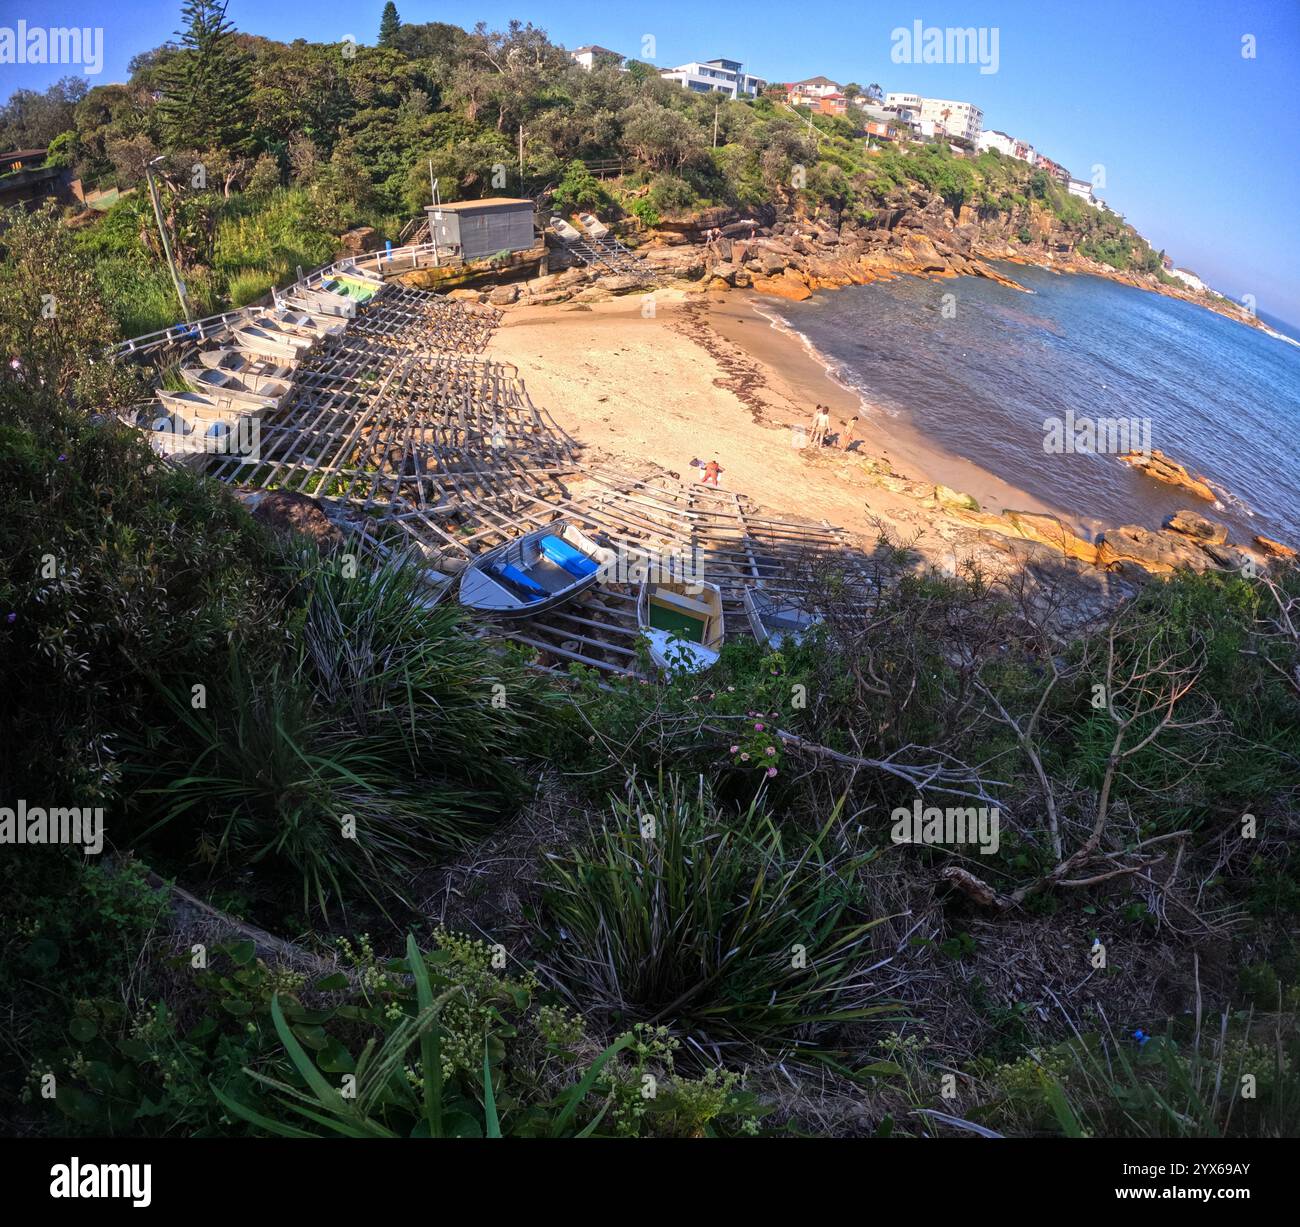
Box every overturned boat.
[157,387,267,428]
[196,348,297,387]
[178,363,291,411]
[459,521,614,616]
[228,322,315,362]
[281,284,357,319]
[637,579,726,674]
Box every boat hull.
[459,521,613,618]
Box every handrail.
[108,239,445,359]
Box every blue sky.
[3,0,1298,324]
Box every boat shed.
[425,198,536,263]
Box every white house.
[978,130,1037,164]
[570,45,625,71]
[1168,268,1208,293]
[789,75,840,100]
[661,58,765,98]
[1067,177,1100,207]
[977,129,1017,157]
[886,93,982,141]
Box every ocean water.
[761,266,1300,547]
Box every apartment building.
[661,58,765,98]
[885,93,982,141]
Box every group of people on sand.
[693,402,858,488]
[808,403,857,451]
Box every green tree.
[157,0,254,154]
[378,2,401,48]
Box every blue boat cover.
[492,562,547,601]
[539,534,599,578]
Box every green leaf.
[69,1017,98,1043]
[483,1039,501,1138]
[551,1033,635,1137]
[406,933,443,1139]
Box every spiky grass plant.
[542,773,896,1057]
[302,549,541,798]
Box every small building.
[0,147,82,213]
[661,58,765,98]
[425,198,535,263]
[1067,177,1100,207]
[570,45,624,71]
[1035,153,1071,185]
[1169,267,1208,293]
[786,75,841,103]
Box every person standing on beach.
[810,406,830,448]
[840,414,858,451]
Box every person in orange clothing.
[701,458,724,486]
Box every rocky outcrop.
[247,491,343,548]
[1119,450,1216,501]
[951,508,1099,565]
[1164,509,1227,544]
[749,272,812,301]
[1095,525,1214,574]
[1254,535,1297,559]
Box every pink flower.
[740,752,750,761]
[765,746,776,755]
[730,745,739,753]
[754,722,764,732]
[766,766,778,778]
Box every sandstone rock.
[706,261,739,285]
[751,273,812,302]
[638,247,704,279]
[446,288,484,303]
[596,274,644,293]
[1164,509,1226,544]
[1119,449,1215,501]
[953,508,1099,565]
[875,474,931,497]
[933,484,980,512]
[488,284,520,305]
[338,226,379,256]
[250,491,343,548]
[1200,542,1261,573]
[1095,525,1212,574]
[1254,535,1297,559]
[527,289,576,306]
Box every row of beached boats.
[457,520,820,674]
[141,264,385,456]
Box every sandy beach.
[486,287,1084,564]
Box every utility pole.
[145,156,191,322]
[518,125,524,186]
[713,100,719,148]
[428,160,440,267]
